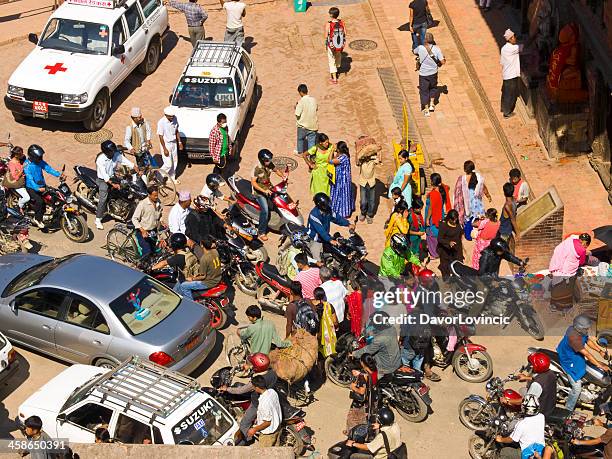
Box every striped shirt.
[295,267,321,300]
[168,1,208,27]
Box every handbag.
[2,172,25,189]
[464,217,474,241]
[426,5,435,28]
[382,431,408,459]
[327,147,337,184]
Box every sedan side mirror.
[9,300,18,313]
[28,33,38,45]
[57,413,66,424]
[112,44,125,55]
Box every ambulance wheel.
[83,91,109,131]
[138,38,161,75]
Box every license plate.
[184,336,200,351]
[33,101,48,113]
[417,384,429,396]
[187,152,209,160]
[294,421,305,431]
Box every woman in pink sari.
[548,233,592,310]
[471,208,501,270]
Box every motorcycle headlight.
[7,85,24,97]
[65,196,75,204]
[61,92,88,104]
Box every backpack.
[294,299,320,336]
[328,20,346,52]
[181,250,200,279]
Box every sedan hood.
[9,48,110,94]
[175,107,238,140]
[0,254,51,298]
[20,365,108,415]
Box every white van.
[170,42,257,160]
[4,0,168,131]
[17,357,238,445]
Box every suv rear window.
[109,278,180,335]
[172,397,234,445]
[172,77,236,109]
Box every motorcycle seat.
[261,263,292,288]
[546,407,572,426]
[74,166,98,186]
[192,282,228,298]
[235,178,257,203]
[392,368,423,385]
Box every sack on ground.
[269,328,318,383]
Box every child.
[325,7,346,84]
[509,168,529,208]
[408,198,426,260]
[499,182,519,253]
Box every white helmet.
[521,394,540,416]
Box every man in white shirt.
[496,394,545,458]
[500,29,524,118]
[319,266,347,328]
[124,107,153,169]
[295,84,318,154]
[220,0,246,46]
[95,140,135,230]
[157,106,182,183]
[247,375,282,447]
[168,191,192,234]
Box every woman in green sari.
[303,132,334,196]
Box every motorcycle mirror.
[598,337,609,347]
[61,165,66,172]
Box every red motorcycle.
[226,170,304,233]
[253,260,293,316]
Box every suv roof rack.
[92,356,201,422]
[188,41,241,68]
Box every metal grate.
[92,356,201,421]
[189,41,241,68]
[74,129,113,144]
[349,39,378,51]
[23,89,61,105]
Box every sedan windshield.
[172,77,237,109]
[39,18,110,55]
[2,255,76,298]
[109,278,181,335]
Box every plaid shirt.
[208,123,222,163]
[168,1,208,27]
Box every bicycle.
[105,224,169,266]
[119,145,177,206]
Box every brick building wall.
[515,207,565,271]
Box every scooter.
[226,170,303,233]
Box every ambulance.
[4,0,168,131]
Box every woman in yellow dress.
[384,200,410,247]
[303,133,334,196]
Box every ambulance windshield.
[40,18,110,55]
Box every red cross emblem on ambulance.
[44,63,67,75]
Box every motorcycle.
[226,171,304,233]
[430,322,494,383]
[0,207,33,255]
[223,206,268,262]
[73,165,147,222]
[545,416,605,458]
[450,259,545,341]
[458,373,523,431]
[6,166,88,243]
[468,413,520,459]
[527,346,611,412]
[204,365,314,456]
[216,238,260,298]
[143,253,231,329]
[253,258,295,315]
[322,222,371,290]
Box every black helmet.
[27,144,45,161]
[257,149,273,164]
[390,233,410,257]
[313,192,331,213]
[378,407,395,426]
[206,173,223,191]
[169,233,187,251]
[101,140,118,157]
[489,237,509,254]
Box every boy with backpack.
[326,7,347,84]
[285,281,320,338]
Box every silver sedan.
[0,253,216,374]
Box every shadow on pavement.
[0,353,30,402]
[190,331,225,379]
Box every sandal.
[425,372,441,382]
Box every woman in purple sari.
[330,141,355,218]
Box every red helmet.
[248,353,270,373]
[417,269,436,287]
[528,352,550,373]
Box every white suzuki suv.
[4,0,168,131]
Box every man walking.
[414,32,445,116]
[124,107,153,170]
[500,29,523,118]
[409,0,429,50]
[220,0,246,46]
[166,0,208,47]
[209,113,229,171]
[157,106,182,184]
[295,84,318,155]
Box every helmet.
[101,140,118,157]
[378,407,395,426]
[573,314,592,336]
[528,352,550,373]
[27,144,45,161]
[390,233,410,257]
[169,233,187,251]
[521,394,540,416]
[193,196,209,212]
[313,192,331,213]
[417,269,436,287]
[248,353,270,373]
[489,237,509,254]
[257,149,273,164]
[206,173,223,191]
